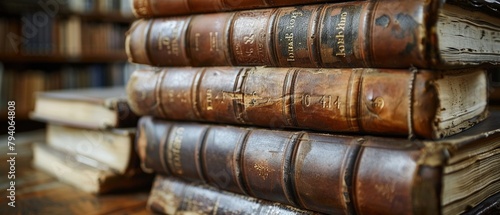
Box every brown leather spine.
[127,0,438,68]
[127,67,472,139]
[148,176,321,214]
[136,117,442,214]
[132,0,350,17]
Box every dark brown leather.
[126,0,498,68]
[132,0,348,17]
[126,67,487,139]
[135,110,500,214]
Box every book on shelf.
[32,143,152,194]
[148,175,321,215]
[31,86,139,129]
[0,12,129,57]
[135,109,500,215]
[126,0,500,68]
[46,124,138,174]
[127,66,488,139]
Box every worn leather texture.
[135,111,500,214]
[126,0,499,68]
[126,67,487,139]
[148,176,322,214]
[132,0,344,17]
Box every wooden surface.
[0,130,153,214]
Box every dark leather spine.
[127,67,440,138]
[132,0,353,17]
[137,117,441,214]
[127,0,434,68]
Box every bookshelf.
[0,0,135,132]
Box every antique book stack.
[30,87,152,194]
[125,0,500,214]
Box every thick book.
[32,143,152,194]
[133,0,345,17]
[127,67,488,139]
[148,176,320,214]
[46,124,138,174]
[135,111,500,215]
[31,87,139,129]
[126,0,500,68]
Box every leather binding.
[135,111,500,215]
[148,175,321,214]
[132,0,346,17]
[126,0,500,68]
[126,67,488,139]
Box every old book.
[126,0,500,68]
[127,67,488,139]
[31,87,139,129]
[135,110,500,215]
[46,124,138,174]
[148,176,320,214]
[32,143,152,194]
[463,192,500,215]
[132,0,344,17]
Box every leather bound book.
[136,111,500,215]
[126,0,500,69]
[148,176,321,214]
[126,67,489,139]
[132,0,342,17]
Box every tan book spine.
[127,67,488,139]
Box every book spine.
[126,0,436,68]
[127,67,438,138]
[148,175,321,214]
[136,117,441,214]
[132,0,355,17]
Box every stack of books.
[30,87,152,194]
[124,0,500,214]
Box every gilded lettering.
[158,26,180,56]
[209,32,218,51]
[302,94,339,109]
[283,11,303,62]
[167,127,185,175]
[206,89,213,110]
[285,33,295,62]
[244,34,255,45]
[303,94,311,107]
[168,90,175,103]
[335,12,348,57]
[194,33,200,51]
[286,11,303,30]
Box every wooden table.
[0,130,153,214]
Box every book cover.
[127,67,489,139]
[134,109,500,215]
[126,0,500,68]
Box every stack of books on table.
[124,0,500,214]
[30,87,152,194]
